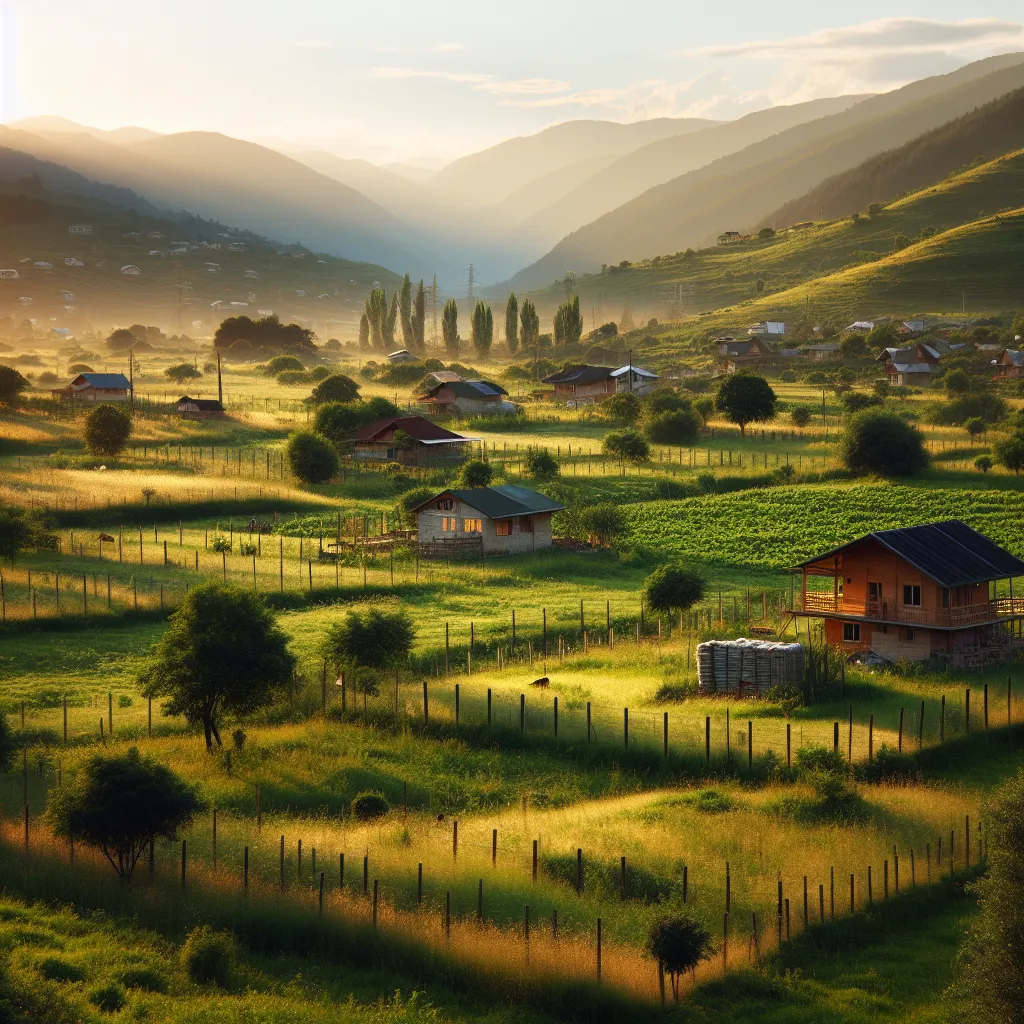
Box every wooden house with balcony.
[791,521,1024,667]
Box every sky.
[3,1,1024,167]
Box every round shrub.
[459,460,493,487]
[286,430,339,484]
[779,369,797,383]
[791,406,812,428]
[83,404,132,457]
[840,409,928,477]
[265,354,305,375]
[351,791,390,821]
[310,373,360,404]
[644,563,706,613]
[276,369,310,386]
[643,408,701,444]
[180,925,235,987]
[88,982,127,1013]
[603,428,650,463]
[524,448,558,479]
[117,966,168,992]
[39,957,85,982]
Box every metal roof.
[177,396,223,410]
[412,485,566,520]
[610,365,659,379]
[350,415,474,444]
[423,379,508,399]
[796,520,1024,587]
[542,364,615,386]
[74,373,131,389]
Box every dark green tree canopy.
[644,564,706,613]
[505,293,518,354]
[46,747,204,880]
[83,404,132,456]
[141,583,296,749]
[322,608,415,672]
[215,314,315,353]
[995,434,1024,475]
[601,391,642,426]
[646,915,714,1000]
[265,354,305,375]
[460,460,493,487]
[471,301,493,357]
[603,428,650,464]
[643,408,701,444]
[310,373,360,405]
[287,430,339,483]
[714,373,777,435]
[164,363,201,383]
[442,298,460,360]
[0,365,30,405]
[524,448,558,479]
[0,502,58,564]
[840,409,928,477]
[520,298,540,352]
[791,406,812,428]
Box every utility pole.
[431,274,438,351]
[217,350,223,407]
[128,348,134,413]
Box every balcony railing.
[800,592,1024,626]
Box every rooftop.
[414,485,566,520]
[542,364,615,386]
[351,415,475,445]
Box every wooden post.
[786,722,791,767]
[966,688,971,733]
[487,688,492,726]
[576,848,583,894]
[833,721,839,752]
[868,714,874,762]
[532,840,538,882]
[898,707,904,752]
[706,716,711,765]
[623,707,629,748]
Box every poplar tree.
[411,280,426,354]
[442,298,460,360]
[399,274,414,350]
[520,298,540,353]
[471,301,493,358]
[505,293,518,354]
[358,312,370,352]
[364,290,386,350]
[383,292,399,349]
[554,294,582,346]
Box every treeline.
[768,84,1024,227]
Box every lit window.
[463,518,482,534]
[903,584,921,606]
[495,520,512,537]
[842,622,861,642]
[441,517,456,533]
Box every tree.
[603,428,650,464]
[322,608,415,674]
[287,430,339,483]
[944,368,972,396]
[83,404,132,456]
[358,312,370,352]
[840,409,929,477]
[471,301,493,358]
[975,455,993,473]
[842,392,881,414]
[411,280,426,354]
[995,434,1024,475]
[520,298,540,353]
[865,323,902,350]
[950,768,1024,1020]
[106,328,138,351]
[643,408,701,444]
[214,314,315,353]
[646,915,714,1001]
[442,298,460,360]
[0,502,58,565]
[0,712,15,773]
[141,583,296,750]
[582,503,624,546]
[505,293,519,354]
[644,564,706,615]
[965,417,987,438]
[460,460,493,487]
[46,747,204,881]
[553,294,583,346]
[384,291,399,348]
[601,391,643,425]
[0,365,30,405]
[164,363,201,384]
[265,354,305,375]
[791,406,812,428]
[758,226,776,239]
[755,278,765,294]
[399,274,414,350]
[524,448,558,479]
[309,373,360,405]
[840,334,869,360]
[364,290,387,350]
[715,373,776,435]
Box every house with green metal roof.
[411,485,565,556]
[417,377,516,416]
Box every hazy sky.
[3,1,1024,165]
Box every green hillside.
[519,147,1024,335]
[0,181,401,337]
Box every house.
[63,258,85,267]
[716,336,775,372]
[717,231,743,245]
[846,321,875,333]
[610,364,660,395]
[902,320,925,334]
[176,396,225,419]
[876,343,941,386]
[995,349,1024,378]
[542,365,618,405]
[0,269,19,279]
[412,485,565,556]
[349,415,477,465]
[791,521,1024,668]
[418,379,515,415]
[386,349,420,364]
[51,372,131,403]
[803,343,842,362]
[425,370,463,386]
[764,321,786,336]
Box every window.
[436,499,454,511]
[904,628,916,642]
[903,584,921,606]
[495,520,512,537]
[441,517,456,533]
[518,515,534,533]
[842,622,861,642]
[868,582,882,602]
[462,518,482,534]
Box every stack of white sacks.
[696,638,804,696]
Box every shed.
[412,485,565,556]
[176,396,225,419]
[418,379,515,415]
[995,349,1024,378]
[542,364,617,405]
[610,364,660,395]
[349,415,477,466]
[387,349,421,364]
[51,372,132,402]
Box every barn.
[349,415,477,466]
[791,521,1024,668]
[176,396,225,419]
[412,485,565,557]
[51,372,132,403]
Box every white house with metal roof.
[412,485,565,556]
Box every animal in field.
[530,677,550,688]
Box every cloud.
[689,17,1024,60]
[372,68,569,97]
[291,40,332,49]
[372,66,493,85]
[481,78,571,97]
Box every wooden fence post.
[898,707,904,752]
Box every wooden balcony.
[799,591,1024,627]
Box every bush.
[842,392,881,414]
[582,502,625,546]
[265,354,305,375]
[164,363,201,383]
[643,408,701,444]
[603,428,650,464]
[964,417,987,437]
[600,391,642,425]
[117,966,168,992]
[180,925,235,987]
[856,743,917,783]
[696,471,716,493]
[210,533,231,553]
[394,486,436,528]
[524,448,558,479]
[779,369,797,383]
[88,982,127,1013]
[646,915,714,1000]
[231,728,246,751]
[310,373,360,404]
[790,406,812,428]
[840,409,928,476]
[39,957,85,982]
[930,392,1007,426]
[975,455,993,473]
[83,404,132,456]
[459,460,493,487]
[351,791,390,821]
[286,430,339,483]
[0,365,30,405]
[995,434,1024,475]
[276,369,310,385]
[644,563,705,613]
[309,365,332,382]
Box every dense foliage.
[643,563,706,613]
[309,373,360,404]
[83,404,132,456]
[322,608,415,673]
[0,365,30,405]
[286,430,339,483]
[215,314,315,353]
[840,409,928,476]
[715,373,777,434]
